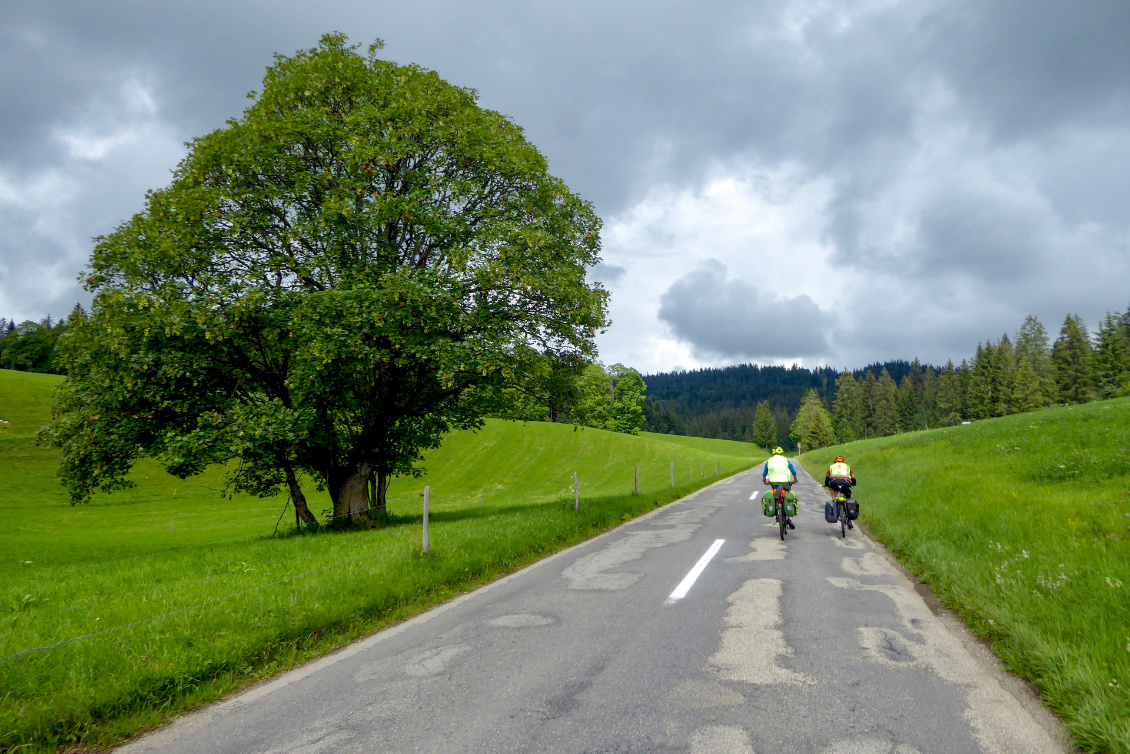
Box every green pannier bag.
[761,490,775,517]
[784,491,798,517]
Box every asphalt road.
[119,464,1069,754]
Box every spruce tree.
[793,389,836,450]
[1011,354,1045,413]
[921,366,938,428]
[871,368,899,436]
[936,361,962,425]
[1053,314,1094,404]
[861,370,878,438]
[1092,312,1130,399]
[832,371,864,443]
[966,343,993,419]
[1016,315,1056,407]
[897,376,918,432]
[992,334,1016,417]
[751,400,778,450]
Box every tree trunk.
[284,465,318,528]
[375,471,389,514]
[332,462,374,529]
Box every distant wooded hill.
[642,360,929,444]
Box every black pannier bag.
[824,500,838,523]
[846,498,860,520]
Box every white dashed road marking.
[666,539,725,605]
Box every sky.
[1,0,1128,374]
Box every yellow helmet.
[772,446,784,455]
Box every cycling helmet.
[772,446,784,455]
[833,455,845,463]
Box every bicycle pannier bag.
[761,490,775,517]
[846,498,860,520]
[784,491,798,517]
[824,500,838,523]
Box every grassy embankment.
[0,368,761,753]
[800,400,1130,754]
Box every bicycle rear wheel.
[778,505,787,540]
[839,502,846,538]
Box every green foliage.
[935,361,963,426]
[967,342,993,419]
[869,368,899,437]
[801,399,1130,754]
[750,399,778,450]
[1016,314,1056,407]
[573,362,647,434]
[832,372,864,442]
[790,388,836,450]
[0,320,61,374]
[640,360,920,442]
[38,34,608,523]
[1054,314,1094,405]
[1093,312,1130,400]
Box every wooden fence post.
[670,460,674,487]
[634,463,639,496]
[573,472,579,510]
[423,486,430,552]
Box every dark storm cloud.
[658,260,830,361]
[1,0,1128,368]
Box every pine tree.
[1053,314,1094,404]
[1092,311,1130,399]
[936,361,962,425]
[966,343,993,419]
[751,400,778,450]
[831,371,864,443]
[1015,315,1055,407]
[870,368,899,437]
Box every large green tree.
[1015,315,1056,407]
[1052,314,1093,405]
[1092,311,1130,399]
[790,388,836,451]
[966,343,993,420]
[831,371,864,443]
[935,360,963,425]
[572,362,647,434]
[870,368,899,437]
[41,35,608,527]
[750,399,778,450]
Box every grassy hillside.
[800,400,1130,754]
[0,369,760,753]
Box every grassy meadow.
[0,369,761,753]
[801,400,1130,754]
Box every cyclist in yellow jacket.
[824,455,856,494]
[824,455,857,529]
[762,446,798,529]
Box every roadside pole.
[422,486,430,552]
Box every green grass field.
[0,369,760,753]
[800,401,1130,754]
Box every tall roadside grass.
[0,369,760,753]
[800,399,1130,754]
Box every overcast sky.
[2,0,1128,373]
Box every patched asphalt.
[117,464,1071,754]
